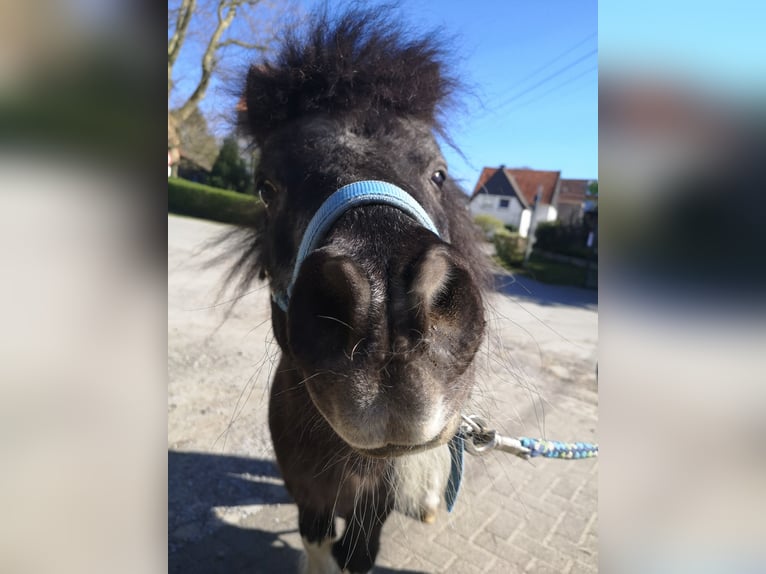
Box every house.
[177,151,215,184]
[557,178,595,225]
[169,106,219,183]
[469,166,561,237]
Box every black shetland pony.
[232,7,488,573]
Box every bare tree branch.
[174,0,240,124]
[168,0,197,97]
[168,0,196,70]
[168,0,282,151]
[216,38,268,51]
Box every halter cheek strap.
[271,180,440,312]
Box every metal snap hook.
[465,428,498,455]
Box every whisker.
[316,314,355,332]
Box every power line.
[492,48,598,111]
[508,31,597,89]
[510,65,597,111]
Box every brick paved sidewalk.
[374,387,598,573]
[168,216,598,573]
[169,337,597,573]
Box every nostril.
[406,245,484,350]
[287,252,371,366]
[409,247,452,314]
[429,274,456,313]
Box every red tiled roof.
[472,167,560,205]
[558,178,590,205]
[505,168,560,205]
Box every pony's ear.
[242,63,285,146]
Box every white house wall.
[519,205,558,238]
[469,194,524,228]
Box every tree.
[587,180,598,197]
[175,106,219,171]
[208,136,253,193]
[168,0,282,154]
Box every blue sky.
[390,0,598,187]
[171,0,598,191]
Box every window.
[498,198,510,209]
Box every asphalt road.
[168,214,598,573]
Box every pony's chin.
[353,431,453,459]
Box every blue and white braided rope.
[519,437,599,459]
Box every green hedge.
[493,228,525,266]
[168,177,263,226]
[473,214,505,239]
[534,221,596,261]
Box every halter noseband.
[271,180,440,312]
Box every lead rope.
[460,415,599,459]
[445,415,598,512]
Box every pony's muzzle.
[285,240,483,451]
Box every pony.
[231,7,489,573]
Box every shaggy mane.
[243,6,459,143]
[218,5,490,305]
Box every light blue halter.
[270,179,466,512]
[272,180,439,312]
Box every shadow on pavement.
[493,273,598,309]
[169,450,427,574]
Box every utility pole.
[523,184,543,266]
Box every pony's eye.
[257,179,278,207]
[431,170,446,188]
